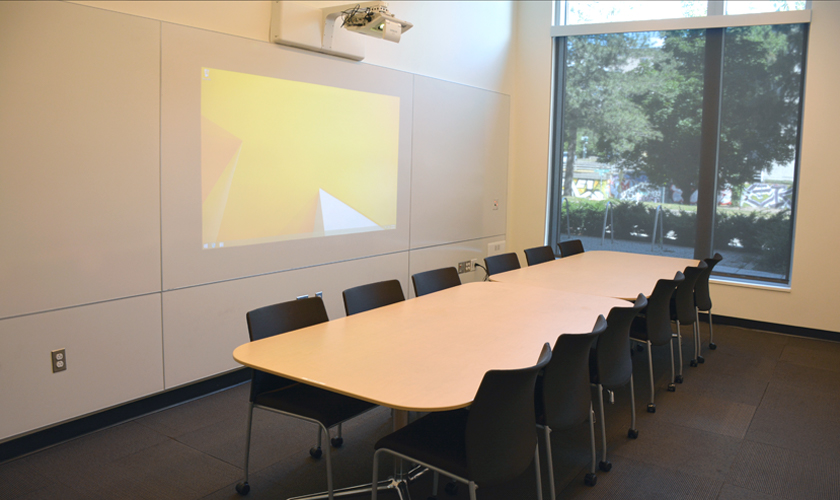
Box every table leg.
[286,410,426,500]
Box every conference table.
[490,250,699,300]
[233,280,628,499]
[492,249,703,384]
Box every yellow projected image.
[200,68,399,248]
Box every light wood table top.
[233,281,627,413]
[492,250,699,300]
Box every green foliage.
[560,200,791,273]
[561,25,806,195]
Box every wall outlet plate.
[51,348,66,373]
[487,241,506,256]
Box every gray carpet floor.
[2,323,839,500]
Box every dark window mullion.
[694,27,725,260]
[548,37,569,249]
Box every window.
[548,5,809,284]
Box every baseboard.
[700,313,840,342]
[0,368,251,464]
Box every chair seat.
[254,383,377,428]
[374,409,470,480]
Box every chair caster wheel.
[690,360,698,367]
[309,447,322,459]
[709,343,717,350]
[628,428,639,439]
[667,384,676,392]
[584,473,597,486]
[235,482,250,495]
[444,481,458,495]
[675,375,683,384]
[599,460,612,472]
[330,437,343,448]
[647,404,656,413]
[697,356,705,364]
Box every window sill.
[711,276,791,293]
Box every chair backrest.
[342,279,405,316]
[641,271,685,346]
[412,267,461,297]
[539,315,607,430]
[671,262,707,324]
[245,296,330,401]
[465,343,552,486]
[524,245,556,266]
[592,294,647,389]
[484,252,521,276]
[695,253,722,311]
[557,239,585,258]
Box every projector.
[323,2,413,43]
[341,2,413,42]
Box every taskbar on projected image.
[202,225,397,249]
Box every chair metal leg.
[596,384,611,472]
[468,481,478,500]
[668,335,677,391]
[321,424,334,500]
[235,403,255,495]
[331,423,344,448]
[694,314,704,364]
[432,471,439,498]
[543,426,556,500]
[708,311,717,349]
[675,320,686,377]
[645,341,656,412]
[372,449,381,500]
[310,426,323,459]
[628,374,638,439]
[534,443,544,500]
[584,404,597,486]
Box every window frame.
[547,6,811,286]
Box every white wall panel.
[407,237,507,298]
[0,2,162,318]
[410,76,509,249]
[160,23,413,291]
[162,252,409,389]
[0,295,163,441]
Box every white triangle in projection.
[318,189,380,232]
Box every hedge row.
[559,200,791,274]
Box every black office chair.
[695,253,723,353]
[236,297,377,497]
[671,262,707,371]
[342,279,405,316]
[590,294,647,472]
[537,316,606,494]
[483,252,521,276]
[524,245,557,266]
[412,267,461,297]
[372,344,552,500]
[629,272,685,413]
[557,239,585,258]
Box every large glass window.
[549,22,807,284]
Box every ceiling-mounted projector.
[269,1,412,60]
[324,2,413,43]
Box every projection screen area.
[200,68,400,249]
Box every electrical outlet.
[465,260,472,272]
[51,349,67,373]
[470,258,478,271]
[458,261,467,274]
